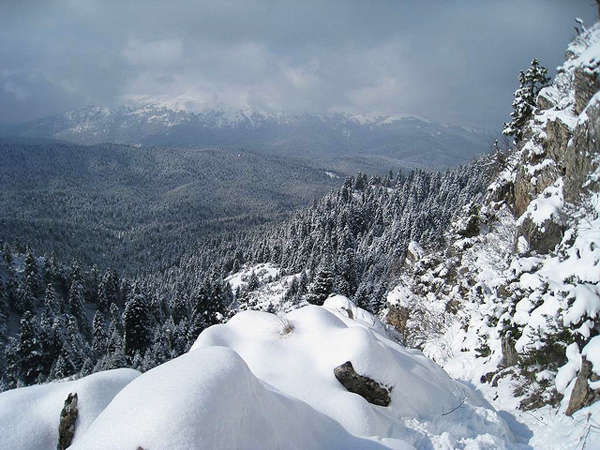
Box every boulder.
[334,361,391,407]
[566,358,600,416]
[519,216,565,255]
[57,393,78,450]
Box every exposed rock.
[537,91,556,111]
[519,216,565,254]
[334,361,391,407]
[386,304,409,344]
[57,393,78,450]
[514,160,560,218]
[543,118,572,163]
[457,214,479,238]
[565,103,600,203]
[566,358,600,416]
[500,336,519,368]
[574,67,600,115]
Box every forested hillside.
[0,139,339,271]
[0,153,493,390]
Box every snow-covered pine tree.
[68,278,89,337]
[503,58,550,144]
[16,311,44,386]
[123,285,152,360]
[307,263,334,306]
[23,249,40,296]
[91,310,108,362]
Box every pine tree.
[68,279,89,337]
[61,315,88,375]
[17,311,44,385]
[307,264,334,306]
[123,286,152,359]
[92,310,108,361]
[0,278,9,334]
[23,249,40,295]
[97,270,117,313]
[15,282,36,314]
[43,283,61,318]
[503,58,550,145]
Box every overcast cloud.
[0,0,596,129]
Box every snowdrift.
[0,368,140,450]
[1,298,514,449]
[70,346,384,450]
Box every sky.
[0,0,597,130]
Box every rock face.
[519,216,565,255]
[57,393,78,450]
[574,67,600,115]
[509,35,600,254]
[566,358,600,416]
[334,361,391,407]
[500,336,519,368]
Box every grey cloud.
[0,0,597,129]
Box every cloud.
[0,0,597,129]
[123,38,184,67]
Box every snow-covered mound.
[70,346,383,450]
[191,297,513,448]
[0,369,139,450]
[1,299,516,449]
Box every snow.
[556,343,582,393]
[225,262,280,292]
[0,369,140,450]
[71,346,389,450]
[0,299,517,449]
[517,178,564,227]
[583,336,600,376]
[191,300,514,448]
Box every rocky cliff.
[387,21,600,418]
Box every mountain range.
[1,106,497,173]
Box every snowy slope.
[0,369,139,450]
[0,299,518,449]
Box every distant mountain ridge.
[3,106,498,172]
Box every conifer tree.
[123,286,152,359]
[15,282,36,314]
[0,279,8,334]
[68,279,89,337]
[503,58,550,145]
[43,282,60,318]
[307,264,334,306]
[92,310,108,360]
[17,311,44,385]
[23,249,41,297]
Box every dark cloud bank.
[0,0,596,130]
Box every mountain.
[3,107,497,173]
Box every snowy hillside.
[1,298,519,450]
[383,21,600,448]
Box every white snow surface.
[2,299,516,449]
[71,346,388,450]
[191,298,514,449]
[0,368,140,450]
